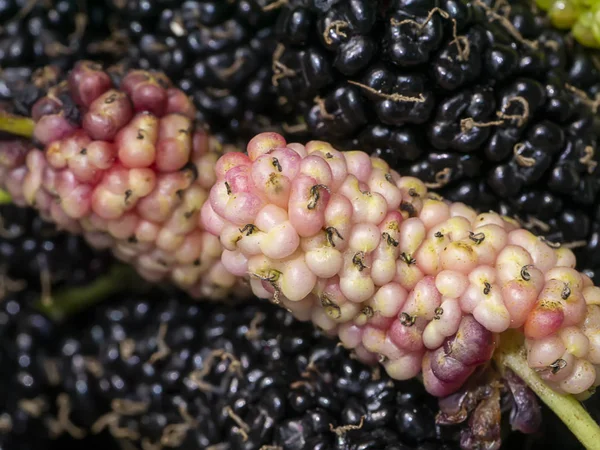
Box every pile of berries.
[0,1,600,449]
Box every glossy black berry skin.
[268,0,600,283]
[0,198,118,450]
[0,204,112,289]
[53,291,463,450]
[0,287,591,450]
[0,283,123,450]
[48,291,599,450]
[0,196,117,447]
[0,0,112,76]
[0,288,57,450]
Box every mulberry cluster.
[0,24,600,432]
[203,132,600,398]
[52,291,465,450]
[4,286,595,450]
[0,61,246,300]
[0,2,600,450]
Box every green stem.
[36,264,138,322]
[0,189,11,204]
[495,329,600,450]
[0,112,35,139]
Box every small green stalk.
[0,112,35,139]
[0,189,11,204]
[36,265,138,322]
[495,329,600,450]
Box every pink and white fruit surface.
[202,132,600,398]
[0,61,246,300]
[1,62,600,398]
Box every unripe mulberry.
[0,61,247,301]
[203,132,600,398]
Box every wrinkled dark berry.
[53,292,462,449]
[0,204,111,288]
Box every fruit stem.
[495,329,600,450]
[36,264,138,321]
[0,189,11,204]
[0,112,35,139]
